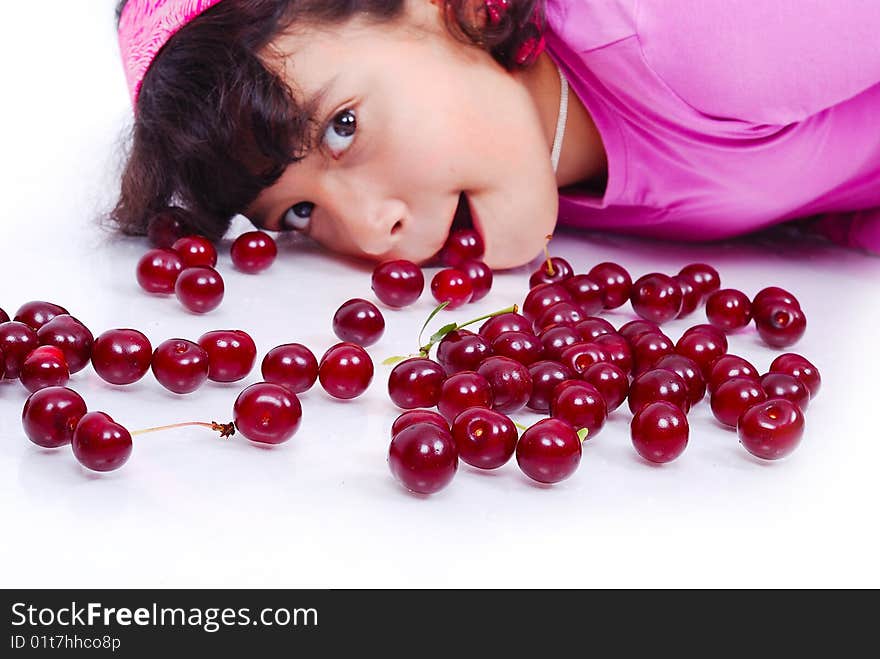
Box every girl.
[113,0,880,269]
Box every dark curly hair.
[111,0,546,241]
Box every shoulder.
[635,0,880,124]
[544,0,639,53]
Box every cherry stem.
[513,420,529,432]
[131,421,236,439]
[418,303,519,357]
[543,234,555,275]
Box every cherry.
[91,329,152,385]
[0,321,40,379]
[562,274,604,315]
[478,312,533,342]
[36,315,93,373]
[529,256,573,287]
[677,263,721,299]
[631,331,675,376]
[628,368,690,414]
[233,382,302,445]
[705,289,752,332]
[440,228,484,267]
[458,259,493,302]
[526,360,575,413]
[618,319,661,345]
[534,302,584,333]
[631,401,689,464]
[371,260,425,308]
[769,353,821,398]
[655,354,706,407]
[753,286,800,312]
[172,235,217,268]
[0,308,7,323]
[674,275,701,318]
[14,301,69,332]
[538,325,581,362]
[593,333,633,375]
[261,343,319,394]
[680,323,729,352]
[388,357,446,409]
[437,371,493,422]
[20,346,69,394]
[431,268,473,309]
[582,362,629,412]
[147,209,190,248]
[319,342,374,399]
[710,377,768,428]
[738,398,805,460]
[333,298,385,347]
[675,329,728,378]
[175,266,225,313]
[754,301,806,348]
[151,339,210,394]
[491,331,543,366]
[452,407,517,470]
[72,412,133,472]
[759,373,810,411]
[574,317,616,341]
[550,380,607,437]
[522,283,572,321]
[560,342,608,376]
[630,273,683,324]
[516,418,582,484]
[436,329,492,374]
[588,262,632,309]
[230,230,277,273]
[476,355,532,414]
[391,409,449,438]
[707,355,760,393]
[136,248,183,294]
[197,330,257,383]
[22,386,88,448]
[388,422,458,494]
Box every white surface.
[1,2,878,589]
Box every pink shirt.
[545,0,880,253]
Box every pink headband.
[118,0,225,108]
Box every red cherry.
[436,329,492,374]
[476,355,532,414]
[197,330,257,383]
[172,235,217,268]
[522,283,572,321]
[753,286,800,312]
[458,259,493,302]
[582,362,629,412]
[230,230,277,273]
[769,353,821,398]
[710,377,768,428]
[491,331,543,366]
[440,228,484,267]
[538,325,581,362]
[388,422,458,494]
[371,260,424,308]
[391,409,449,438]
[706,289,752,332]
[388,358,446,409]
[91,329,152,385]
[147,209,189,248]
[20,346,70,393]
[738,398,805,460]
[478,312,533,342]
[529,257,573,287]
[759,373,810,411]
[526,360,575,413]
[319,343,374,399]
[573,317,616,341]
[628,368,690,414]
[550,380,607,437]
[754,301,806,348]
[22,386,88,448]
[707,355,760,393]
[233,382,302,445]
[677,263,721,299]
[516,418,582,484]
[631,331,675,376]
[675,328,728,378]
[72,412,133,472]
[674,275,701,318]
[631,401,689,464]
[630,273,683,324]
[136,248,183,294]
[36,315,93,374]
[431,268,473,309]
[587,262,632,309]
[175,266,225,313]
[560,342,608,376]
[452,407,517,470]
[261,343,319,394]
[534,302,584,333]
[332,298,385,347]
[680,323,729,351]
[593,333,633,375]
[0,321,40,379]
[655,354,706,407]
[151,339,210,394]
[437,371,493,422]
[14,301,69,332]
[562,274,604,315]
[618,319,660,345]
[0,308,8,323]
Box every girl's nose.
[346,198,407,257]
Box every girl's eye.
[323,108,357,156]
[282,202,314,231]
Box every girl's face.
[246,0,559,269]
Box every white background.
[0,1,878,588]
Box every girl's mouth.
[451,191,475,232]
